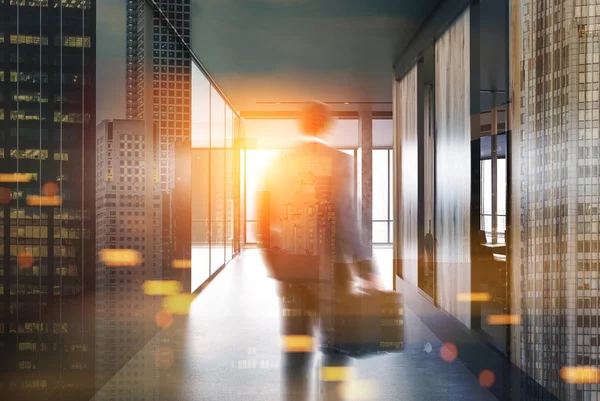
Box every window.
[480,135,507,244]
[372,148,393,244]
[53,112,90,123]
[10,35,48,45]
[9,0,49,6]
[56,35,92,48]
[10,149,49,160]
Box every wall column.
[359,111,373,258]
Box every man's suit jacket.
[257,139,371,268]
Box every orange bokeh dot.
[440,342,458,363]
[155,310,174,328]
[479,369,495,388]
[0,187,12,204]
[18,250,34,268]
[42,182,59,196]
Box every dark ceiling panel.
[189,0,441,112]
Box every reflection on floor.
[93,248,498,401]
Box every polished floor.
[93,248,502,401]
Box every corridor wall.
[393,65,419,287]
[435,7,472,328]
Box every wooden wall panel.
[393,65,419,287]
[435,7,472,328]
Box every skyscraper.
[125,0,191,279]
[126,0,191,190]
[94,119,162,401]
[517,0,596,399]
[0,0,96,400]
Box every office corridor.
[95,249,499,401]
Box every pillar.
[359,111,373,258]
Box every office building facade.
[126,0,191,190]
[95,119,161,401]
[517,0,599,399]
[0,0,96,400]
[126,0,191,279]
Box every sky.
[96,0,126,123]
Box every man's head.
[299,100,331,137]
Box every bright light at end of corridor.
[456,292,491,302]
[100,249,142,267]
[560,366,600,384]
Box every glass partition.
[210,87,226,275]
[190,62,239,291]
[225,106,234,260]
[191,64,211,291]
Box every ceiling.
[187,0,443,114]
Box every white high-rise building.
[94,119,162,401]
[517,1,600,399]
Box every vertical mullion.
[223,102,226,266]
[207,86,211,276]
[386,149,392,244]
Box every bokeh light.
[281,335,314,353]
[456,292,491,302]
[155,310,174,328]
[162,293,195,315]
[320,367,356,382]
[560,366,600,384]
[99,249,142,267]
[479,369,495,388]
[18,250,34,268]
[486,314,521,325]
[26,195,62,206]
[142,280,183,296]
[0,187,12,204]
[0,173,32,183]
[42,181,59,196]
[171,259,192,269]
[440,342,458,363]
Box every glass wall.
[190,65,239,292]
[372,148,394,244]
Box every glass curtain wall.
[190,64,239,293]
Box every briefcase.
[326,290,404,357]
